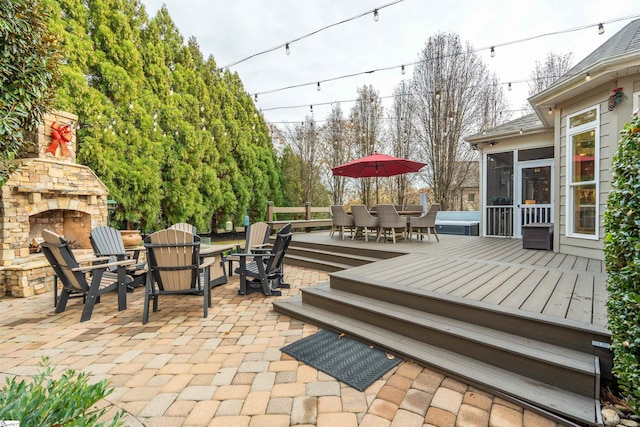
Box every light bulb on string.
[200,105,204,112]
[285,43,290,55]
[508,82,512,91]
[598,23,604,35]
[310,105,313,113]
[401,65,405,75]
[129,101,134,109]
[373,9,379,21]
[169,87,174,96]
[435,90,441,100]
[585,72,591,81]
[548,107,553,115]
[490,46,495,57]
[317,82,321,91]
[254,93,258,102]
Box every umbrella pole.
[376,164,379,205]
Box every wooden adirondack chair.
[168,223,197,234]
[142,228,214,324]
[234,226,292,297]
[227,221,270,276]
[90,226,146,288]
[41,229,135,322]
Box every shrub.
[0,357,124,427]
[604,114,640,414]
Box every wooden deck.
[274,232,610,426]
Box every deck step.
[300,284,598,398]
[287,245,384,266]
[329,269,610,353]
[274,295,599,426]
[284,254,353,272]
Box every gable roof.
[552,18,640,90]
[529,18,640,125]
[465,113,550,143]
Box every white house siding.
[556,76,639,260]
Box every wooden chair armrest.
[234,252,273,260]
[72,258,136,273]
[77,255,112,264]
[199,257,217,269]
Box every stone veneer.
[0,111,109,297]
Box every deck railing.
[486,206,514,237]
[486,205,553,237]
[266,201,332,232]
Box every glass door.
[515,160,553,237]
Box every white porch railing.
[486,206,514,237]
[520,205,552,226]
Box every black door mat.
[281,329,403,391]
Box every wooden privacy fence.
[266,202,332,232]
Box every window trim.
[565,105,600,240]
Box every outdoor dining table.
[200,243,236,287]
[125,242,237,288]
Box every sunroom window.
[566,106,599,238]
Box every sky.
[139,0,640,129]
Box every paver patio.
[0,264,562,426]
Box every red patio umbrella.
[332,153,426,204]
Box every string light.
[548,107,553,115]
[373,9,379,21]
[401,65,405,75]
[598,23,605,35]
[249,13,640,123]
[219,1,404,69]
[310,105,313,113]
[129,101,134,109]
[285,43,290,55]
[435,90,441,100]
[317,82,321,91]
[585,72,591,81]
[490,46,496,57]
[254,94,258,102]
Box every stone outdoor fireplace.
[0,111,109,297]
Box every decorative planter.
[120,230,142,247]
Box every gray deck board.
[542,274,578,318]
[567,274,595,324]
[289,232,608,328]
[521,270,563,313]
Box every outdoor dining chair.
[408,203,441,242]
[375,204,407,244]
[142,228,215,323]
[351,204,379,242]
[90,226,146,289]
[330,204,354,240]
[41,229,135,322]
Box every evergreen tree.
[1,0,61,185]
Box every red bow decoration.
[46,122,72,157]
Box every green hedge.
[604,114,640,414]
[0,358,123,427]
